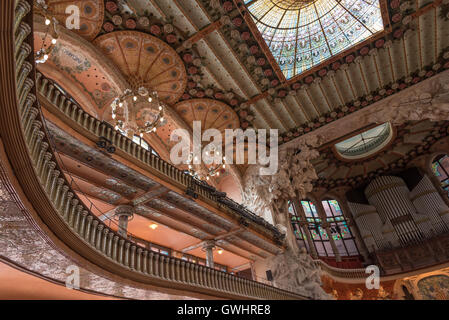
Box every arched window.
[289,199,360,258]
[431,154,449,196]
[322,199,359,256]
[301,200,334,257]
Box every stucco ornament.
[267,248,332,299]
[242,135,322,222]
[366,76,449,125]
[270,135,322,201]
[242,164,275,224]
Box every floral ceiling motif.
[174,98,241,132]
[34,29,120,116]
[93,30,187,104]
[40,0,104,41]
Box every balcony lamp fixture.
[111,83,165,137]
[149,223,158,230]
[217,248,223,255]
[34,0,59,64]
[186,145,226,181]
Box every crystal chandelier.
[111,83,165,137]
[35,0,59,64]
[186,145,226,181]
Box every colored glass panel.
[432,155,449,197]
[334,122,392,159]
[245,0,384,79]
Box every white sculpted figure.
[267,248,332,299]
[242,135,323,221]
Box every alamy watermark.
[169,121,279,175]
[65,5,80,30]
[65,265,80,290]
[365,265,380,289]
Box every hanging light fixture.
[34,0,59,64]
[149,223,158,230]
[111,79,165,137]
[186,144,226,181]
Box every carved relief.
[267,248,332,300]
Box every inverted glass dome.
[244,0,384,79]
[334,122,392,159]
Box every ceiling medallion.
[111,77,166,137]
[34,0,59,64]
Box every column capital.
[114,205,134,218]
[202,240,216,250]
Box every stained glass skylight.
[334,122,392,159]
[244,0,384,79]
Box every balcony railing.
[0,0,305,300]
[35,72,284,243]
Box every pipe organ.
[347,202,399,252]
[410,174,449,234]
[347,171,449,252]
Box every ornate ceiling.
[34,0,449,187]
[244,0,385,79]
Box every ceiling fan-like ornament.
[34,0,59,64]
[111,78,166,137]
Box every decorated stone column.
[202,240,216,268]
[114,205,134,238]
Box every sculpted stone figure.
[377,285,391,300]
[267,247,332,300]
[242,137,328,299]
[349,288,364,300]
[242,135,323,222]
[366,75,449,125]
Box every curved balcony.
[316,232,449,283]
[0,0,306,300]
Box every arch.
[216,172,243,203]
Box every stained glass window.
[244,0,384,79]
[301,200,333,256]
[334,122,392,159]
[432,154,449,197]
[322,199,359,256]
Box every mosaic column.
[114,205,134,238]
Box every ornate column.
[292,197,318,259]
[202,240,216,268]
[114,205,134,238]
[315,200,341,262]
